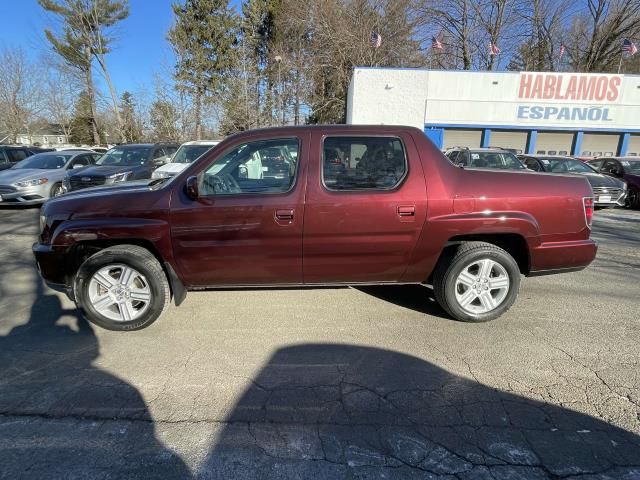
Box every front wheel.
[50,183,64,198]
[74,245,170,331]
[625,189,639,209]
[433,242,521,323]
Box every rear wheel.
[433,242,521,322]
[74,245,170,331]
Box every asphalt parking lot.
[0,206,638,479]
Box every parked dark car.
[64,143,178,192]
[0,146,47,171]
[586,157,640,209]
[519,155,627,208]
[34,125,596,331]
[445,147,528,170]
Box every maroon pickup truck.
[34,125,597,331]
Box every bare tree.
[43,64,80,140]
[0,47,43,144]
[567,0,640,72]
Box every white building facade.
[347,68,640,156]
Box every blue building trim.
[572,131,584,155]
[424,123,640,134]
[526,131,538,154]
[481,129,492,147]
[618,133,630,156]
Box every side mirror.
[185,176,199,200]
[614,168,623,177]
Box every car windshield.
[621,160,640,173]
[13,153,71,170]
[454,151,525,170]
[172,144,214,164]
[97,147,150,166]
[544,158,596,173]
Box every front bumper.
[33,242,69,285]
[0,184,49,205]
[528,239,598,276]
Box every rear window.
[322,136,407,190]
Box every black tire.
[433,242,521,323]
[50,182,64,198]
[625,188,640,209]
[74,245,170,331]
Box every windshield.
[14,153,71,170]
[97,147,150,166]
[543,158,596,173]
[172,144,214,164]
[454,151,525,170]
[621,160,640,173]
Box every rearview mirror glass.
[185,176,199,200]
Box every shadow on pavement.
[355,284,449,318]
[0,278,192,479]
[199,343,640,479]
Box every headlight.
[39,215,47,233]
[105,171,132,184]
[151,170,170,179]
[622,182,628,191]
[15,178,48,188]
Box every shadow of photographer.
[0,278,192,479]
[199,343,640,479]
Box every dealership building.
[347,68,640,156]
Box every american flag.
[489,42,501,55]
[559,43,565,60]
[623,39,638,56]
[370,32,382,49]
[431,36,443,50]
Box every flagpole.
[618,50,624,74]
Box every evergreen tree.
[69,91,98,145]
[38,0,129,144]
[120,91,142,142]
[168,0,239,139]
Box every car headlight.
[151,170,170,179]
[105,171,132,184]
[39,214,47,233]
[622,182,627,191]
[14,178,48,188]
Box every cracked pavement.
[0,206,638,479]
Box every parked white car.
[151,140,220,179]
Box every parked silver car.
[0,150,100,205]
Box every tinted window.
[69,154,91,167]
[545,158,596,173]
[456,151,525,170]
[7,149,28,162]
[446,150,459,162]
[14,153,71,169]
[153,148,166,159]
[322,136,407,190]
[201,138,299,195]
[621,160,640,173]
[0,150,7,164]
[523,158,541,171]
[173,144,214,164]
[97,147,151,166]
[601,160,619,174]
[587,159,604,171]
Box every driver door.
[169,134,308,287]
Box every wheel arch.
[67,239,186,306]
[427,233,530,284]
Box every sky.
[0,0,240,97]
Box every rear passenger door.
[303,133,427,284]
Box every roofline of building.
[352,67,640,78]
